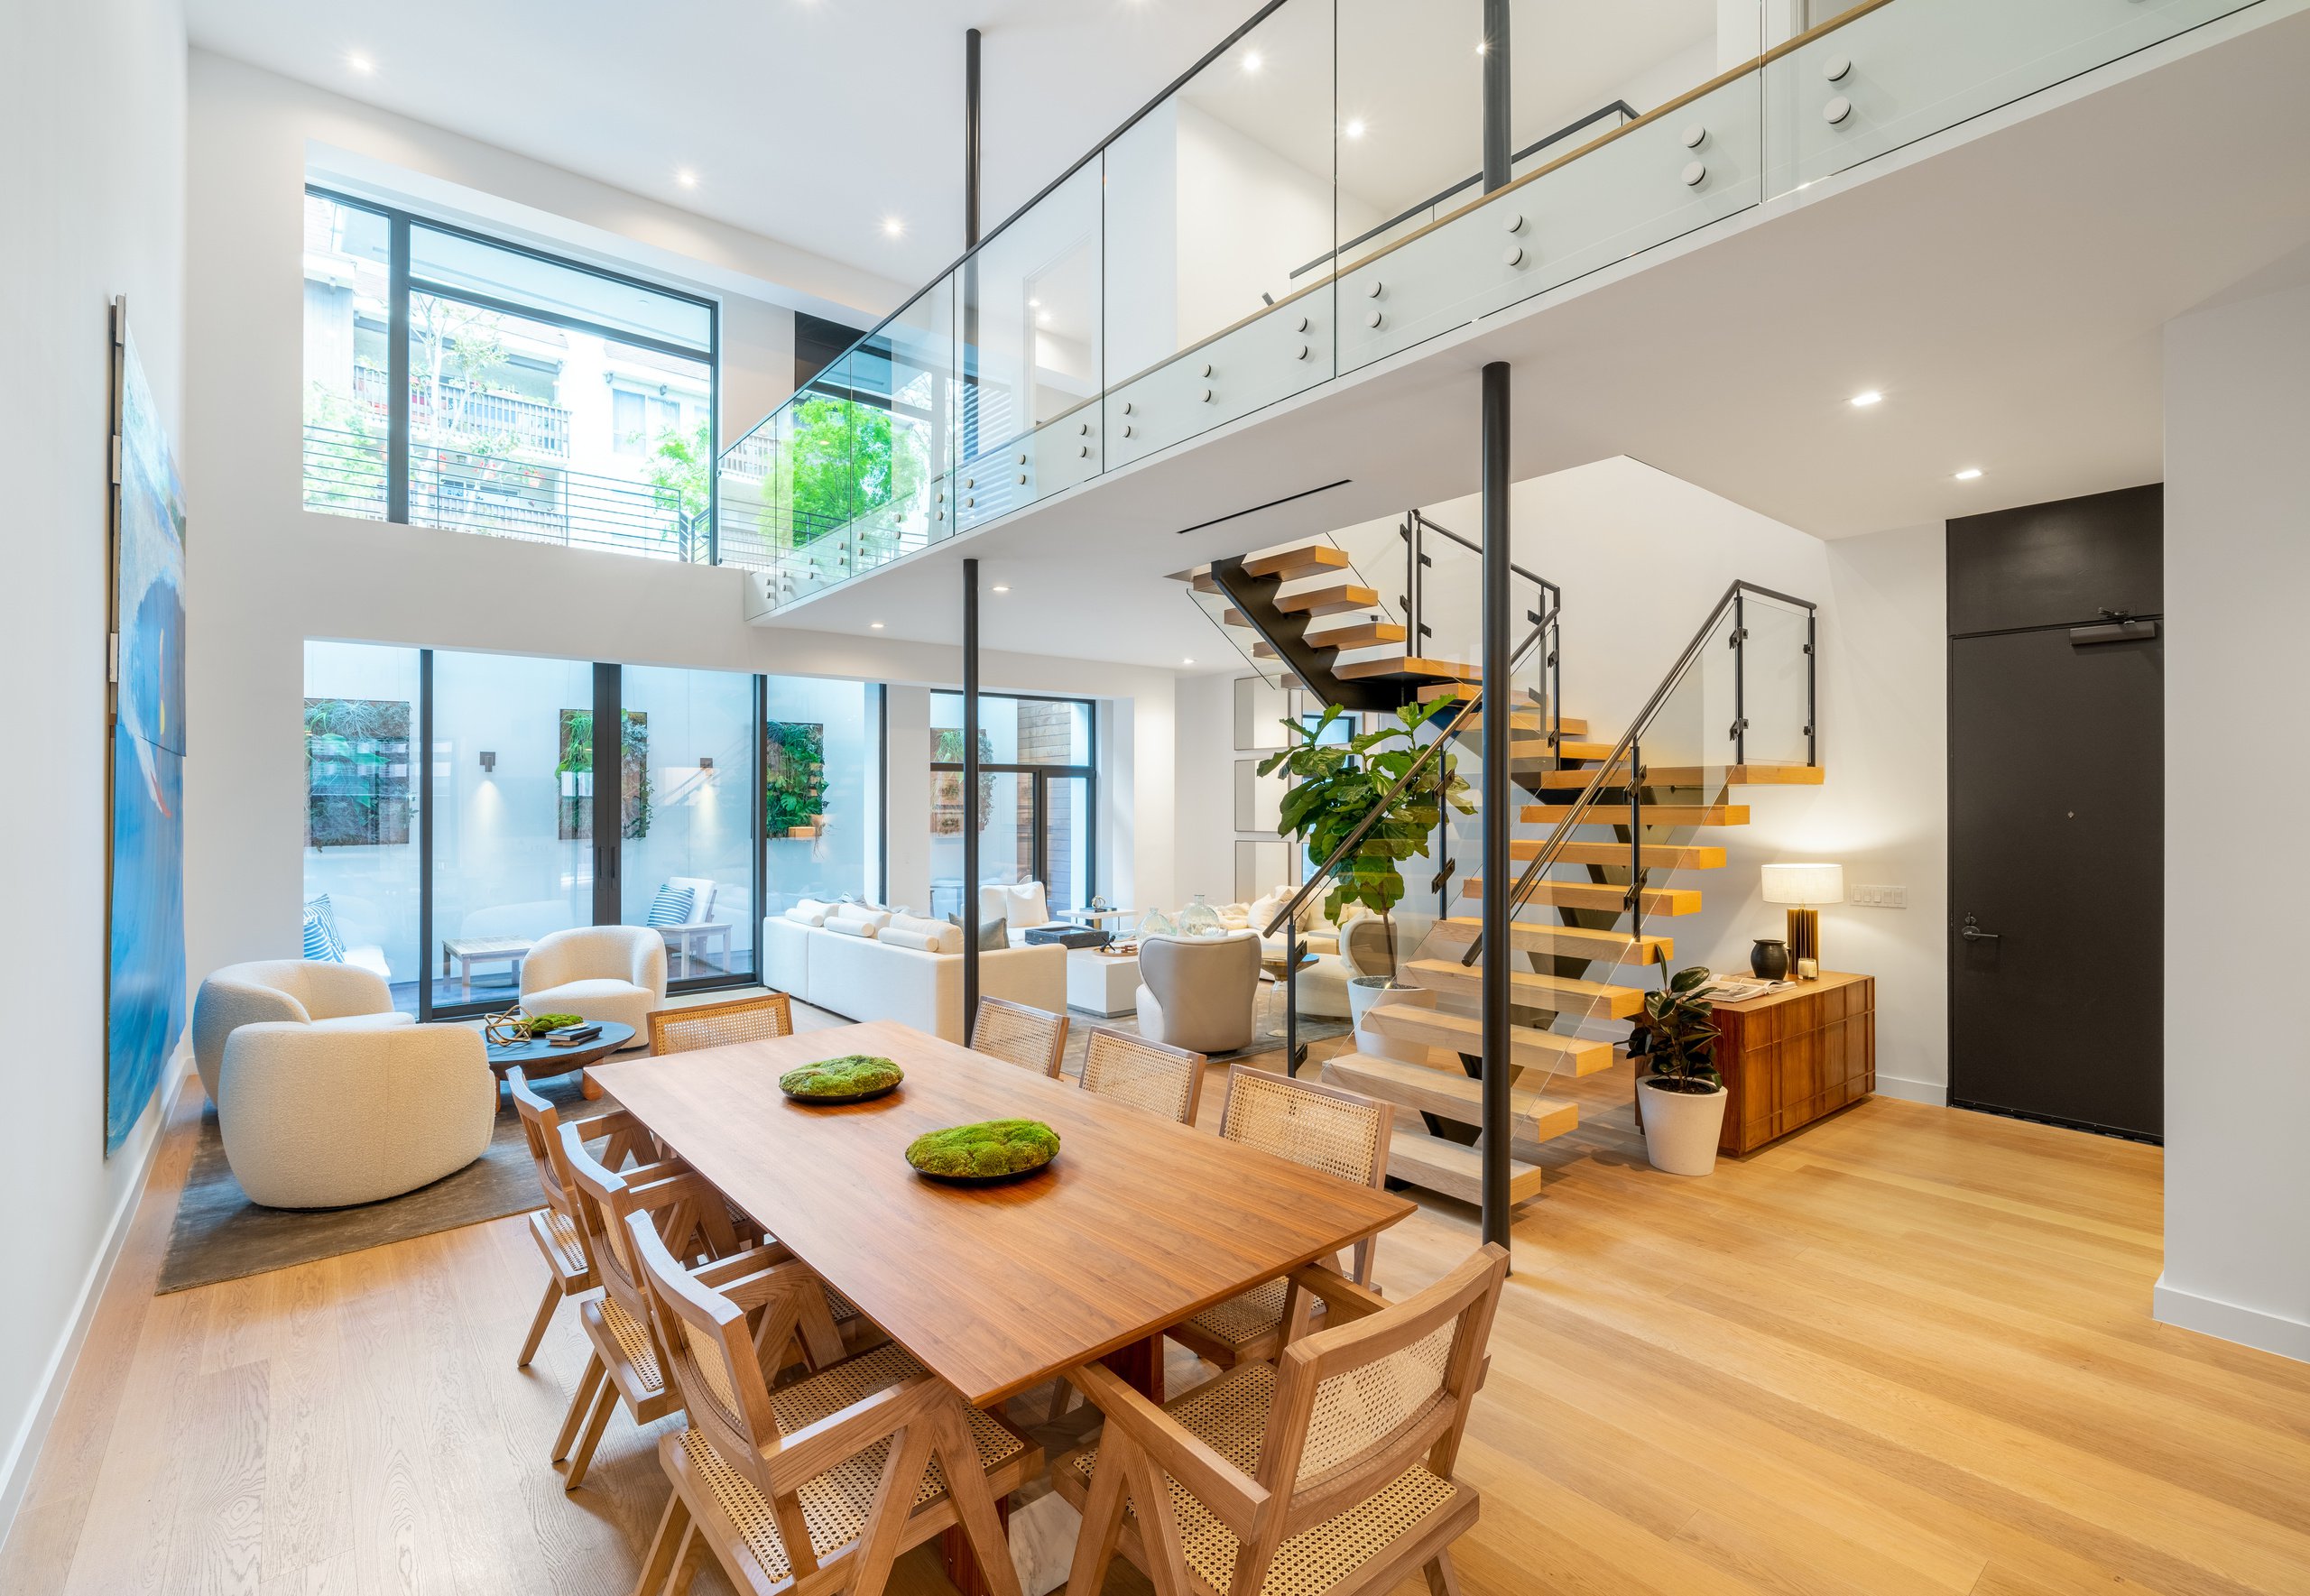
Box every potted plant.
[1630,964,1727,1176]
[1260,700,1473,1044]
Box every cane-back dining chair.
[646,992,795,1055]
[1057,1244,1511,1596]
[505,1066,662,1369]
[1077,1027,1206,1125]
[969,996,1068,1078]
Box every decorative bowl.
[904,1119,1060,1183]
[778,1055,905,1103]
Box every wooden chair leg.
[845,1418,941,1596]
[517,1274,561,1369]
[1063,1423,1133,1596]
[661,1524,697,1596]
[631,1490,691,1596]
[936,1405,1025,1596]
[563,1380,620,1492]
[1422,1549,1463,1596]
[552,1353,605,1462]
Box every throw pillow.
[301,896,346,962]
[831,902,892,933]
[822,917,878,939]
[783,905,827,927]
[975,917,1008,952]
[644,886,696,927]
[889,912,963,955]
[877,927,937,953]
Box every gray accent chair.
[1135,930,1263,1056]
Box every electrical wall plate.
[1851,884,1908,909]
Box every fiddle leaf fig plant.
[1631,964,1722,1093]
[1258,697,1474,979]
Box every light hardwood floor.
[7,1020,2309,1596]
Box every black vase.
[1751,937,1790,980]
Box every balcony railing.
[302,421,709,561]
[720,0,2265,613]
[351,366,572,457]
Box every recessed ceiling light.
[675,168,698,189]
[1027,297,1041,309]
[1243,50,1263,72]
[1344,118,1367,139]
[1183,658,1196,666]
[346,49,375,74]
[1849,390,1883,408]
[992,584,1011,593]
[1036,311,1050,326]
[881,216,904,238]
[1954,467,1983,481]
[870,621,885,629]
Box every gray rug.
[157,1071,594,1295]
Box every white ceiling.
[761,6,2310,669]
[188,0,1714,300]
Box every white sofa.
[190,959,415,1104]
[219,1019,495,1207]
[521,925,667,1047]
[762,916,1065,1043]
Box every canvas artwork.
[106,303,189,1153]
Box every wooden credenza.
[1710,971,1876,1155]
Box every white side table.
[1066,948,1141,1018]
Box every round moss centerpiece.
[904,1119,1060,1182]
[778,1055,905,1103]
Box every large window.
[764,677,884,916]
[928,693,1095,919]
[301,188,719,562]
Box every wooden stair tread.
[1276,583,1381,616]
[1536,763,1825,789]
[1401,959,1646,1019]
[1326,1053,1584,1133]
[1460,880,1704,916]
[1333,655,1480,682]
[1250,620,1409,659]
[1242,544,1352,582]
[1427,918,1670,965]
[1359,1010,1616,1075]
[1520,803,1751,827]
[1543,740,1617,761]
[1508,839,1726,870]
[1381,1125,1548,1205]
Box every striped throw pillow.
[301,896,346,962]
[645,886,696,928]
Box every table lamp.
[1761,863,1843,979]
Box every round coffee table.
[484,1020,637,1096]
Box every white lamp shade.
[1761,863,1843,906]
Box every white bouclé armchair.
[190,958,415,1104]
[519,926,667,1046]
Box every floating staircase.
[1182,541,1821,1212]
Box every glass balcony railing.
[723,0,2267,612]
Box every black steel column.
[592,663,623,927]
[965,28,983,248]
[962,26,984,471]
[962,558,983,1033]
[1482,0,1511,192]
[416,648,434,1021]
[386,214,411,523]
[1479,362,1512,1248]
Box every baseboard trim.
[0,1062,194,1548]
[2153,1278,2310,1364]
[1872,1073,1946,1106]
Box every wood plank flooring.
[5,1017,2308,1596]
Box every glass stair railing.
[724,0,2266,614]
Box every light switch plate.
[1851,884,1908,909]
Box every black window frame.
[302,183,724,561]
[929,690,1100,918]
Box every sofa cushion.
[665,875,719,925]
[830,902,891,933]
[310,1010,416,1039]
[879,927,937,952]
[888,912,962,955]
[980,881,1049,931]
[644,886,696,927]
[823,917,878,939]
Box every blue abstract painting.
[106,311,187,1154]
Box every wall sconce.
[698,756,715,770]
[478,751,496,772]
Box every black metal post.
[417,648,434,1021]
[753,672,769,987]
[965,28,983,248]
[592,663,623,928]
[386,214,411,524]
[962,28,984,470]
[1628,738,1645,946]
[962,557,982,1034]
[1479,362,1512,1249]
[1732,591,1748,768]
[1806,608,1818,767]
[1285,917,1302,1077]
[1482,0,1511,192]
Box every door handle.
[1960,914,2000,942]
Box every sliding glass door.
[928,692,1096,920]
[619,665,756,983]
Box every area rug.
[156,1071,593,1295]
[1057,1010,1351,1073]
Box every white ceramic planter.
[1640,1079,1728,1176]
[1348,976,1435,1064]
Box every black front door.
[1946,483,2164,1140]
[1948,624,2163,1138]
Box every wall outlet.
[1851,884,1908,909]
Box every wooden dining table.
[589,1019,1415,1591]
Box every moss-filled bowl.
[778,1055,905,1103]
[904,1119,1060,1183]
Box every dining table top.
[588,1019,1416,1407]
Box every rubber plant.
[1630,965,1722,1093]
[1259,698,1473,979]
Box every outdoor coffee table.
[441,935,533,1000]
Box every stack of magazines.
[545,1022,605,1047]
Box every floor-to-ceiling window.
[763,677,884,916]
[302,644,765,1018]
[301,188,718,561]
[928,692,1095,919]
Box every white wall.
[0,0,188,1535]
[1175,458,1950,1093]
[2157,277,2310,1363]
